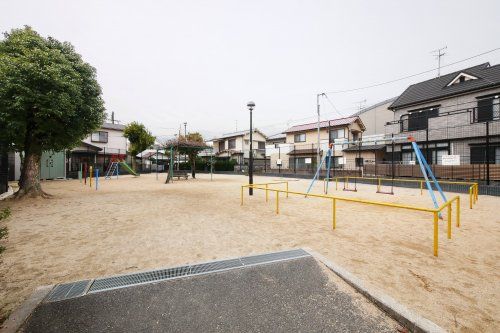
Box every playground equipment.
[327,176,478,209]
[307,135,476,213]
[105,158,138,179]
[241,180,461,257]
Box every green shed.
[40,151,66,180]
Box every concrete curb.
[0,285,53,333]
[305,248,447,333]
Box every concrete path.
[21,256,398,333]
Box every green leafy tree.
[123,122,155,171]
[178,132,206,179]
[0,27,105,197]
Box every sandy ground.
[0,173,498,332]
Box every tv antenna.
[431,46,447,77]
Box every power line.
[325,47,500,94]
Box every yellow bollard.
[89,166,93,187]
[456,197,460,227]
[276,191,279,214]
[286,181,289,198]
[447,204,452,239]
[240,186,243,206]
[469,187,472,209]
[332,198,336,229]
[265,184,268,202]
[433,212,439,257]
[377,178,381,192]
[420,181,423,195]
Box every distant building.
[211,129,267,165]
[68,122,128,175]
[283,116,365,170]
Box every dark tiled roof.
[288,148,317,156]
[101,122,126,131]
[390,63,500,109]
[284,116,364,133]
[266,133,286,140]
[343,144,386,152]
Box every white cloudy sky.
[1,0,500,139]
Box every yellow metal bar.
[247,184,437,213]
[276,191,279,214]
[240,186,243,206]
[447,204,452,239]
[434,212,439,257]
[265,184,268,202]
[89,166,93,187]
[469,187,473,209]
[332,198,336,229]
[420,181,423,195]
[377,178,381,192]
[456,196,460,227]
[286,181,289,198]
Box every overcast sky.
[2,0,500,139]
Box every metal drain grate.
[45,280,92,302]
[88,265,191,293]
[240,248,309,266]
[45,249,311,302]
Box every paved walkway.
[22,256,397,332]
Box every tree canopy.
[123,122,156,156]
[0,26,106,197]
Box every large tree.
[123,122,155,171]
[0,27,105,197]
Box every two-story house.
[283,116,365,170]
[386,62,500,169]
[211,129,267,166]
[68,122,128,176]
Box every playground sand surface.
[0,173,498,332]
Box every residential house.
[68,122,128,176]
[265,133,289,170]
[386,62,500,169]
[283,116,365,170]
[342,98,397,166]
[211,129,267,166]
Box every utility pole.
[316,93,325,167]
[431,46,447,77]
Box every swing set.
[306,135,468,213]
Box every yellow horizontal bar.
[243,184,438,213]
[332,176,477,187]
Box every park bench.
[172,170,189,180]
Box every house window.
[470,146,498,164]
[228,139,236,149]
[294,133,306,142]
[401,108,439,131]
[474,95,500,122]
[355,157,364,167]
[258,142,265,150]
[401,142,449,164]
[91,131,108,143]
[218,141,225,151]
[329,129,345,142]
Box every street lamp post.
[247,101,255,195]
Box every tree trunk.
[16,150,49,198]
[131,157,138,172]
[190,154,196,179]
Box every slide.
[120,161,139,176]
